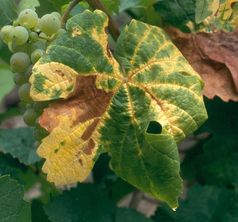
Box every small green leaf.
[0,0,17,27]
[0,175,31,222]
[195,0,219,24]
[154,0,196,31]
[0,128,40,165]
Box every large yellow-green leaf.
[29,10,207,208]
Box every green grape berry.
[0,25,14,43]
[38,14,61,36]
[8,41,28,53]
[29,39,47,53]
[51,12,61,20]
[10,52,31,73]
[23,108,38,126]
[25,103,33,110]
[24,65,33,79]
[33,101,48,114]
[31,49,44,64]
[18,9,38,29]
[13,20,19,26]
[18,83,31,102]
[13,73,26,85]
[33,124,49,140]
[38,32,48,39]
[29,31,39,42]
[10,26,29,45]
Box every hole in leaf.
[146,121,162,134]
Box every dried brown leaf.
[167,28,238,102]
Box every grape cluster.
[0,9,63,141]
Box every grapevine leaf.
[196,1,238,31]
[154,0,196,32]
[44,183,151,222]
[218,0,238,20]
[0,127,40,165]
[30,10,207,208]
[195,0,219,24]
[0,151,57,209]
[0,154,23,178]
[0,175,31,222]
[230,3,238,28]
[182,98,238,187]
[155,0,238,31]
[202,97,238,135]
[183,134,238,187]
[0,0,17,27]
[93,154,135,202]
[153,185,238,222]
[168,27,238,102]
[0,154,43,192]
[44,184,116,222]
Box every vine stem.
[61,0,82,27]
[62,0,120,40]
